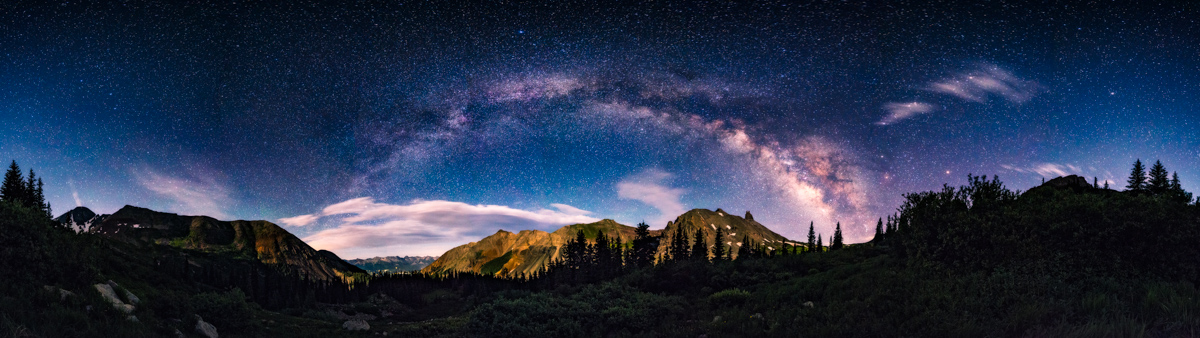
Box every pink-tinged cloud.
[877,102,936,125]
[133,168,233,220]
[1001,163,1083,178]
[291,198,600,258]
[617,169,687,228]
[278,214,320,227]
[929,64,1041,104]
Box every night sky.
[3,1,1198,258]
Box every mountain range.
[58,205,796,280]
[346,256,439,273]
[56,205,365,282]
[421,208,796,277]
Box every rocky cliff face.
[421,219,649,277]
[54,206,102,233]
[656,208,793,260]
[68,205,364,282]
[422,210,794,277]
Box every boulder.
[803,301,814,308]
[94,284,135,314]
[43,285,74,301]
[195,315,218,338]
[343,319,370,331]
[124,290,140,305]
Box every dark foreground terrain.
[3,173,1200,337]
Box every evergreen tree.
[671,228,689,261]
[594,231,617,277]
[690,229,706,261]
[832,222,844,250]
[815,234,823,253]
[1093,177,1098,188]
[1127,159,1147,192]
[23,169,47,214]
[564,230,590,271]
[712,226,726,261]
[806,221,816,253]
[1170,172,1193,204]
[739,235,752,259]
[1,161,25,205]
[632,221,654,267]
[1148,160,1170,195]
[874,217,883,240]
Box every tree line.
[871,159,1199,279]
[1,160,51,218]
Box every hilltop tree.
[832,223,844,250]
[1148,160,1170,195]
[1,161,26,204]
[0,161,49,216]
[874,218,883,240]
[1126,159,1147,193]
[806,221,816,253]
[24,169,49,217]
[690,229,707,261]
[712,226,726,261]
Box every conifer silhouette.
[1127,159,1147,192]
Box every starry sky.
[3,1,1199,258]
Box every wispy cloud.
[1002,163,1085,178]
[133,169,233,220]
[929,64,1041,103]
[290,198,600,258]
[67,181,82,207]
[617,169,687,227]
[876,102,936,125]
[278,214,320,227]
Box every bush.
[192,288,261,332]
[708,288,750,306]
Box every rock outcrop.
[657,209,792,260]
[86,205,365,282]
[195,315,218,338]
[422,219,654,277]
[342,319,370,331]
[94,283,135,314]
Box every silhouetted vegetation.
[5,158,1200,337]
